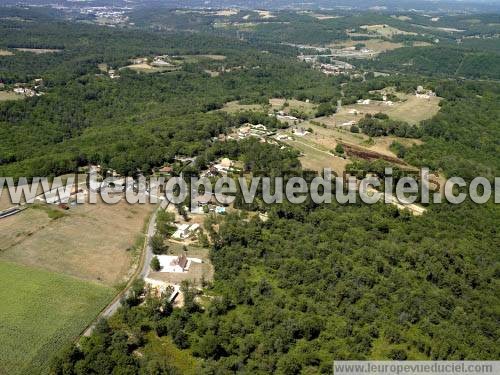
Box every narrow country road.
[82,161,191,338]
[82,200,165,336]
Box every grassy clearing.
[97,63,108,72]
[0,91,22,102]
[215,9,238,16]
[0,199,155,286]
[332,92,441,125]
[257,10,275,19]
[391,15,412,21]
[360,24,417,38]
[124,63,179,73]
[221,100,266,113]
[312,13,341,20]
[0,260,114,375]
[143,334,201,374]
[177,54,226,63]
[14,48,61,54]
[269,98,317,117]
[330,39,406,53]
[382,93,441,124]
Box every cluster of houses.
[274,110,299,122]
[381,94,395,106]
[237,123,274,139]
[151,55,173,67]
[357,99,372,105]
[298,53,357,76]
[330,46,376,59]
[13,78,45,97]
[79,7,129,26]
[320,60,354,76]
[415,86,436,99]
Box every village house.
[276,111,299,122]
[357,99,371,105]
[158,165,173,175]
[416,86,436,99]
[293,127,309,137]
[151,56,172,67]
[13,87,36,97]
[156,254,190,273]
[108,69,120,79]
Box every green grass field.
[0,261,114,374]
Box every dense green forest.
[0,18,339,180]
[52,157,500,374]
[363,46,500,80]
[1,6,499,374]
[50,76,500,373]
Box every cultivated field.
[0,260,113,375]
[0,198,155,286]
[0,91,22,101]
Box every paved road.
[82,200,165,336]
[81,163,192,338]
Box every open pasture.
[269,98,318,117]
[333,93,441,125]
[329,39,412,53]
[0,198,155,287]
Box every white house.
[156,254,191,273]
